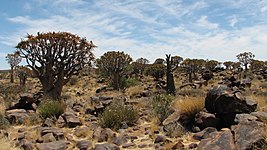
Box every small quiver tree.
[16,32,95,99]
[6,51,22,83]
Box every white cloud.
[229,15,238,27]
[196,16,218,29]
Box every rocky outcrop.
[36,141,67,150]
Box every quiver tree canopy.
[16,32,95,99]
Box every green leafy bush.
[152,94,174,123]
[0,113,9,129]
[99,100,139,130]
[37,100,66,119]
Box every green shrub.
[37,100,66,119]
[152,94,174,123]
[0,84,26,101]
[0,113,9,129]
[99,100,139,130]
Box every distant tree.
[250,59,265,72]
[16,32,95,99]
[165,54,183,95]
[145,64,165,80]
[154,58,165,64]
[181,58,205,82]
[16,66,32,86]
[223,61,234,70]
[205,60,220,71]
[96,51,132,90]
[6,51,22,83]
[132,57,149,76]
[232,62,241,70]
[236,52,255,71]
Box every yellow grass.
[173,97,205,116]
[0,137,21,150]
[247,95,266,111]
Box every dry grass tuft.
[173,97,205,117]
[247,95,266,111]
[0,137,21,150]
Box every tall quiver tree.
[6,51,22,83]
[96,51,132,90]
[236,52,255,71]
[166,54,183,95]
[16,32,95,99]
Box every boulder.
[251,111,267,123]
[232,120,267,150]
[94,143,119,150]
[42,133,56,143]
[154,135,167,143]
[36,141,67,150]
[61,111,81,128]
[234,114,258,124]
[197,129,236,150]
[195,111,221,129]
[6,109,31,124]
[193,127,217,141]
[41,127,64,140]
[76,140,92,150]
[205,86,257,114]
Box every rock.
[232,120,267,150]
[76,140,92,150]
[41,127,64,140]
[94,143,119,150]
[251,111,267,123]
[6,109,30,124]
[154,135,166,143]
[122,142,137,148]
[43,133,56,143]
[98,128,116,142]
[198,129,236,150]
[20,93,35,103]
[234,114,258,124]
[36,141,67,150]
[195,111,221,129]
[171,140,184,149]
[189,143,198,149]
[43,118,55,127]
[56,116,66,128]
[74,126,90,138]
[162,111,180,126]
[61,111,81,128]
[138,144,148,148]
[112,135,128,146]
[205,86,257,114]
[21,139,36,150]
[193,127,217,141]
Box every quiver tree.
[166,54,183,95]
[205,60,220,71]
[236,52,255,71]
[16,66,32,86]
[145,64,165,80]
[131,57,149,77]
[16,32,95,99]
[250,59,265,72]
[223,61,234,70]
[6,51,22,83]
[181,58,205,82]
[96,51,132,90]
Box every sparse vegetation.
[37,100,66,119]
[152,94,174,123]
[0,113,9,129]
[99,99,139,130]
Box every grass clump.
[152,94,174,123]
[177,88,205,97]
[0,113,9,129]
[0,137,21,150]
[99,100,139,130]
[37,100,66,119]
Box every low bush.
[152,94,174,123]
[99,100,139,130]
[37,100,66,119]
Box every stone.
[112,135,128,146]
[234,114,258,124]
[41,127,64,140]
[94,143,119,150]
[193,127,217,141]
[154,135,166,143]
[21,139,36,150]
[42,133,56,143]
[232,120,267,150]
[138,144,148,148]
[76,140,92,150]
[56,116,66,128]
[195,111,221,129]
[251,111,267,123]
[197,129,236,150]
[6,109,30,124]
[61,111,81,128]
[43,118,55,127]
[122,143,137,148]
[171,140,184,150]
[162,111,180,126]
[73,126,90,138]
[36,141,67,150]
[98,128,116,142]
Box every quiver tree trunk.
[113,73,120,90]
[10,66,14,83]
[166,54,176,95]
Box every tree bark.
[10,66,14,83]
[113,73,120,90]
[166,54,176,95]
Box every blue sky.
[0,0,267,69]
